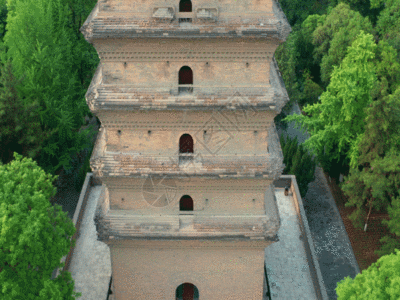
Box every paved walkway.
[302,167,360,299]
[264,189,317,300]
[278,101,360,300]
[68,185,112,300]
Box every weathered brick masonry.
[81,0,291,299]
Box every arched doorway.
[178,66,193,93]
[179,0,192,12]
[179,134,194,154]
[180,195,193,211]
[176,282,199,300]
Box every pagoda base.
[107,239,268,300]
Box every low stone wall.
[273,175,329,300]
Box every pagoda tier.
[94,179,281,243]
[80,0,291,43]
[89,123,284,180]
[85,56,288,113]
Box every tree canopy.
[1,0,97,174]
[282,31,377,173]
[340,87,400,256]
[0,59,55,164]
[0,153,80,299]
[336,249,400,299]
[280,135,316,197]
[310,3,374,86]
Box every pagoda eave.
[81,28,285,42]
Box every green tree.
[311,3,374,86]
[379,195,400,257]
[274,27,302,111]
[374,0,400,45]
[340,88,400,256]
[283,31,377,179]
[299,69,324,107]
[275,23,322,110]
[278,0,323,27]
[280,135,317,197]
[328,0,385,26]
[0,0,7,42]
[0,59,55,165]
[3,0,96,175]
[370,39,400,100]
[281,134,298,173]
[0,153,80,299]
[60,0,99,89]
[336,249,400,299]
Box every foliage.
[300,13,325,85]
[2,0,97,175]
[274,29,302,111]
[328,0,385,26]
[0,0,7,41]
[340,88,400,255]
[75,147,93,191]
[275,21,322,109]
[375,0,400,39]
[378,195,400,257]
[370,39,400,100]
[374,0,400,66]
[310,3,374,86]
[274,13,325,111]
[281,134,298,173]
[299,69,324,107]
[316,141,350,181]
[282,31,377,179]
[278,0,323,27]
[280,135,316,198]
[0,59,55,165]
[0,153,80,299]
[336,249,400,299]
[60,0,99,90]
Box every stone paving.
[302,167,360,300]
[68,185,111,300]
[263,188,317,300]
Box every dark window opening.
[179,66,193,85]
[179,0,192,12]
[179,195,194,211]
[178,66,193,93]
[179,134,194,154]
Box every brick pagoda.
[81,0,291,299]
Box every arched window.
[179,134,194,154]
[176,282,199,300]
[179,66,193,85]
[179,66,193,93]
[180,195,193,211]
[179,0,192,12]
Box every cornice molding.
[98,50,275,62]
